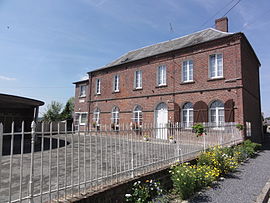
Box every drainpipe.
[88,73,92,133]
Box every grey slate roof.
[90,28,233,73]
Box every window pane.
[183,65,187,81]
[210,55,216,77]
[217,54,223,77]
[210,109,216,123]
[80,85,86,96]
[81,113,87,124]
[158,66,166,85]
[189,61,193,81]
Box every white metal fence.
[0,121,244,203]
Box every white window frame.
[132,105,143,125]
[209,100,225,128]
[134,70,142,89]
[111,107,120,125]
[182,103,193,128]
[96,79,101,94]
[93,108,100,125]
[113,75,120,92]
[76,112,88,126]
[182,60,193,82]
[79,85,86,97]
[157,65,166,86]
[209,53,223,79]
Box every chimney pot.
[215,17,228,32]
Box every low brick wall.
[68,167,171,203]
[68,157,198,203]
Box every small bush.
[197,146,238,175]
[125,180,163,202]
[170,163,220,200]
[242,140,261,157]
[170,163,197,200]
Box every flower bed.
[124,140,261,202]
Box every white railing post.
[0,123,3,192]
[29,121,36,203]
[203,122,206,151]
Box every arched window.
[111,106,120,125]
[93,108,100,125]
[133,105,142,125]
[209,100,224,126]
[182,102,193,128]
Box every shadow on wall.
[1,135,69,156]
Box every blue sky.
[0,0,270,116]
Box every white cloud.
[80,75,89,80]
[0,75,16,81]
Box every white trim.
[209,53,223,79]
[182,60,193,83]
[113,75,120,92]
[79,85,86,97]
[157,65,166,86]
[96,78,101,94]
[75,112,88,126]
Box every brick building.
[73,17,263,142]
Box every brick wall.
[73,33,262,142]
[240,37,263,142]
[88,35,244,125]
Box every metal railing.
[0,121,243,203]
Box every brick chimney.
[215,17,228,32]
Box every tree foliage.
[42,97,74,122]
[43,101,63,122]
[61,97,74,120]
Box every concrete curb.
[256,177,270,203]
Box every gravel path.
[190,134,270,203]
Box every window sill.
[133,88,143,91]
[155,84,167,88]
[79,95,86,98]
[112,90,120,94]
[180,81,195,85]
[207,77,225,82]
[95,93,101,96]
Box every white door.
[155,103,168,139]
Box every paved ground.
[189,134,270,203]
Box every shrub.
[125,180,163,202]
[195,165,220,188]
[170,163,197,200]
[170,163,220,200]
[236,124,244,131]
[192,123,205,137]
[197,146,238,175]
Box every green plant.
[125,180,163,202]
[197,146,238,175]
[170,163,197,200]
[236,124,244,131]
[192,124,205,137]
[241,139,261,157]
[170,163,220,200]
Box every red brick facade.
[73,21,262,142]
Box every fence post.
[29,121,36,203]
[0,123,3,192]
[203,122,206,151]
